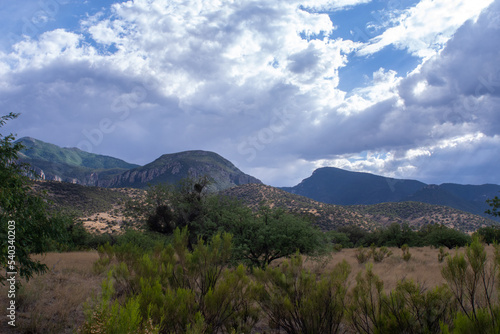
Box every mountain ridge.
[282,167,500,221]
[221,183,497,232]
[16,137,261,191]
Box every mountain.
[282,167,427,205]
[104,150,262,191]
[282,167,500,220]
[17,137,139,184]
[222,183,497,232]
[17,137,261,191]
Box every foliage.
[347,263,385,333]
[441,237,499,332]
[438,246,450,263]
[355,246,371,264]
[83,227,258,333]
[79,271,159,334]
[219,205,327,268]
[130,183,327,268]
[126,177,212,248]
[401,244,412,262]
[325,231,352,248]
[423,224,471,249]
[371,245,392,263]
[253,253,350,334]
[474,226,500,245]
[381,280,453,333]
[0,113,78,282]
[486,195,500,217]
[348,264,453,334]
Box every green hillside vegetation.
[118,150,261,191]
[222,183,497,233]
[352,201,496,232]
[17,137,139,170]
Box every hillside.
[219,183,377,231]
[107,150,262,191]
[351,202,496,232]
[222,183,498,232]
[282,167,500,221]
[17,137,261,191]
[17,137,139,184]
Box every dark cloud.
[1,0,499,186]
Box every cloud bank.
[0,0,498,186]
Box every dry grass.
[1,245,497,333]
[0,251,103,334]
[287,245,499,292]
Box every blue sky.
[1,0,499,187]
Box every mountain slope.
[282,167,500,220]
[17,137,139,184]
[282,167,426,205]
[17,137,261,191]
[222,183,497,232]
[106,150,262,191]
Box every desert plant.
[438,246,450,263]
[371,245,392,263]
[253,253,350,334]
[381,279,453,333]
[86,227,257,333]
[441,237,498,331]
[401,244,412,262]
[347,263,385,334]
[355,246,371,264]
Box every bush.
[347,263,385,333]
[371,245,392,263]
[355,246,371,264]
[401,244,411,262]
[441,237,498,331]
[254,253,350,334]
[82,228,257,333]
[424,225,471,249]
[438,246,450,263]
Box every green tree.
[219,205,326,268]
[126,176,212,248]
[486,194,500,217]
[0,113,67,282]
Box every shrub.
[355,246,371,264]
[371,245,392,263]
[441,237,498,331]
[254,253,350,334]
[347,263,384,334]
[401,244,411,262]
[438,246,450,263]
[83,227,257,333]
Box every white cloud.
[1,0,499,187]
[358,0,494,59]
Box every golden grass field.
[1,245,497,333]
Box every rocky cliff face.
[18,138,261,191]
[94,151,262,191]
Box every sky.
[1,0,499,187]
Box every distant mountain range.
[16,137,500,223]
[281,167,500,221]
[16,137,261,191]
[220,183,496,232]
